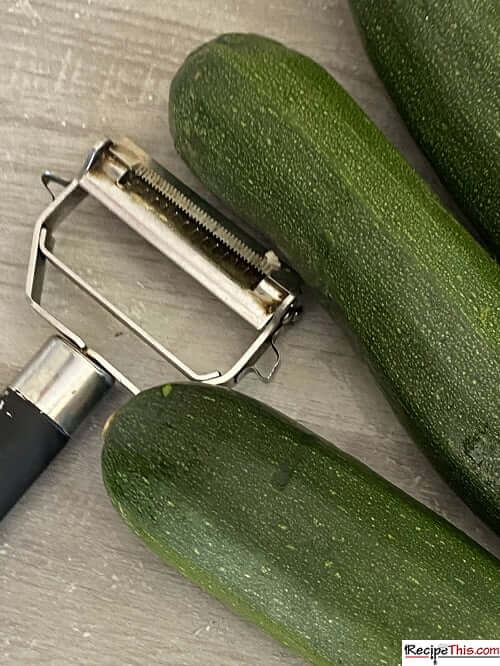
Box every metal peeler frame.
[27,139,301,394]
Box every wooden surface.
[0,1,498,664]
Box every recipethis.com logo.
[402,641,500,665]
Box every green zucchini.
[102,383,500,666]
[349,0,500,255]
[168,33,500,534]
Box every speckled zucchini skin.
[168,34,500,533]
[349,0,500,255]
[102,384,500,666]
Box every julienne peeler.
[0,137,302,520]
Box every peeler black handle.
[0,337,112,521]
[0,388,69,520]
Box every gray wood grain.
[0,1,498,664]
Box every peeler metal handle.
[0,337,112,520]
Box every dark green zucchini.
[349,0,500,255]
[102,383,500,666]
[168,33,500,533]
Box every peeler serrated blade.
[132,163,280,275]
[77,137,299,331]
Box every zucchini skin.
[349,0,500,256]
[168,33,500,533]
[102,384,500,666]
